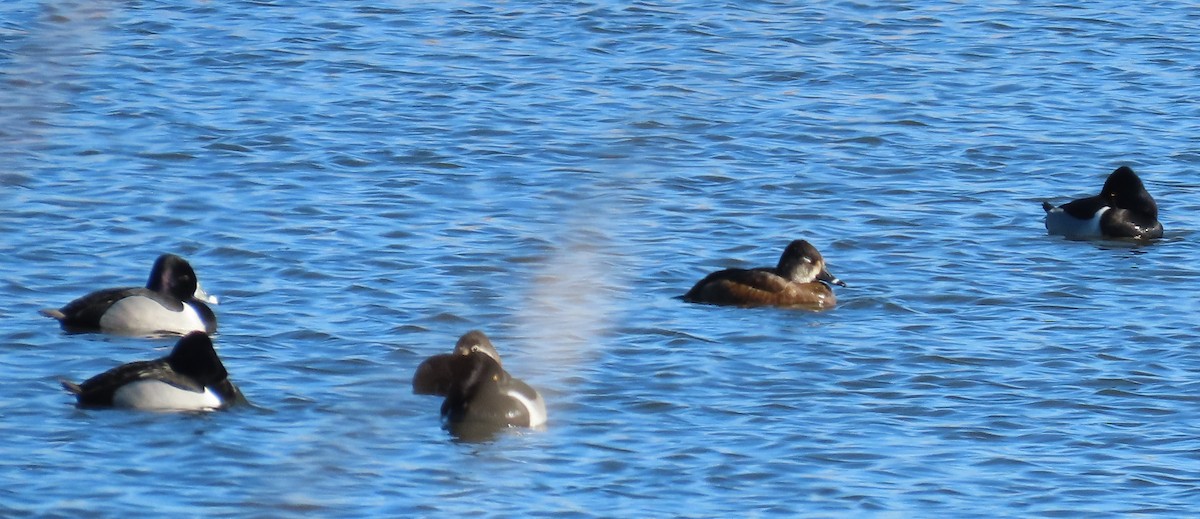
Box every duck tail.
[60,380,82,395]
[39,308,66,320]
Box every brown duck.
[682,239,845,309]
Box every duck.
[61,331,244,411]
[413,330,546,430]
[40,254,218,336]
[412,329,501,395]
[439,350,547,430]
[681,239,845,309]
[1042,165,1163,240]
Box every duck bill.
[194,283,219,305]
[817,268,846,287]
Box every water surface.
[2,1,1200,516]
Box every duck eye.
[492,374,499,381]
[471,345,481,353]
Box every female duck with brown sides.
[681,239,846,310]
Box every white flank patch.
[507,388,548,427]
[99,297,207,335]
[1045,206,1107,238]
[112,380,222,411]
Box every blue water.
[3,1,1200,516]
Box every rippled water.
[3,1,1200,516]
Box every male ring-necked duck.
[1042,166,1163,240]
[682,239,845,309]
[440,350,547,430]
[41,254,218,336]
[61,332,244,411]
[413,330,546,430]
